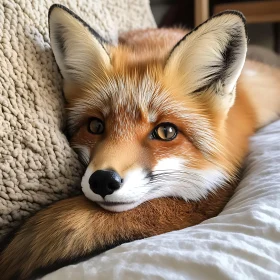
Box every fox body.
[1,4,280,280]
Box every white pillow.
[44,119,280,280]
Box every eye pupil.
[88,118,104,134]
[164,127,168,138]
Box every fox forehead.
[69,69,182,123]
[89,71,168,122]
[70,70,203,117]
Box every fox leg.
[0,187,233,280]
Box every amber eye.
[152,123,178,141]
[88,118,104,134]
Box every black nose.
[89,170,122,198]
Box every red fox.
[1,4,280,280]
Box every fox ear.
[164,11,247,114]
[48,5,111,88]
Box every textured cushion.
[0,0,156,239]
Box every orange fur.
[69,29,280,178]
[68,28,258,178]
[1,11,280,280]
[0,187,235,280]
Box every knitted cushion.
[0,0,156,240]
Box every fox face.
[49,6,247,211]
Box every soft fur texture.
[48,7,250,213]
[0,0,155,240]
[42,119,280,280]
[1,6,280,279]
[0,188,235,280]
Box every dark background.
[150,0,280,52]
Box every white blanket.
[44,119,280,280]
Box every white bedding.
[44,119,280,280]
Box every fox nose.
[89,170,122,198]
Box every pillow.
[0,0,156,240]
[43,119,280,279]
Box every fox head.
[49,5,247,212]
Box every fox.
[1,4,280,280]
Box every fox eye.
[88,118,104,134]
[152,123,178,141]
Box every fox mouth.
[98,201,134,206]
[97,200,139,212]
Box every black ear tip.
[48,4,62,19]
[48,4,73,20]
[213,10,246,25]
[212,10,247,38]
[48,4,76,36]
[48,4,110,46]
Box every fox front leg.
[0,190,232,280]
